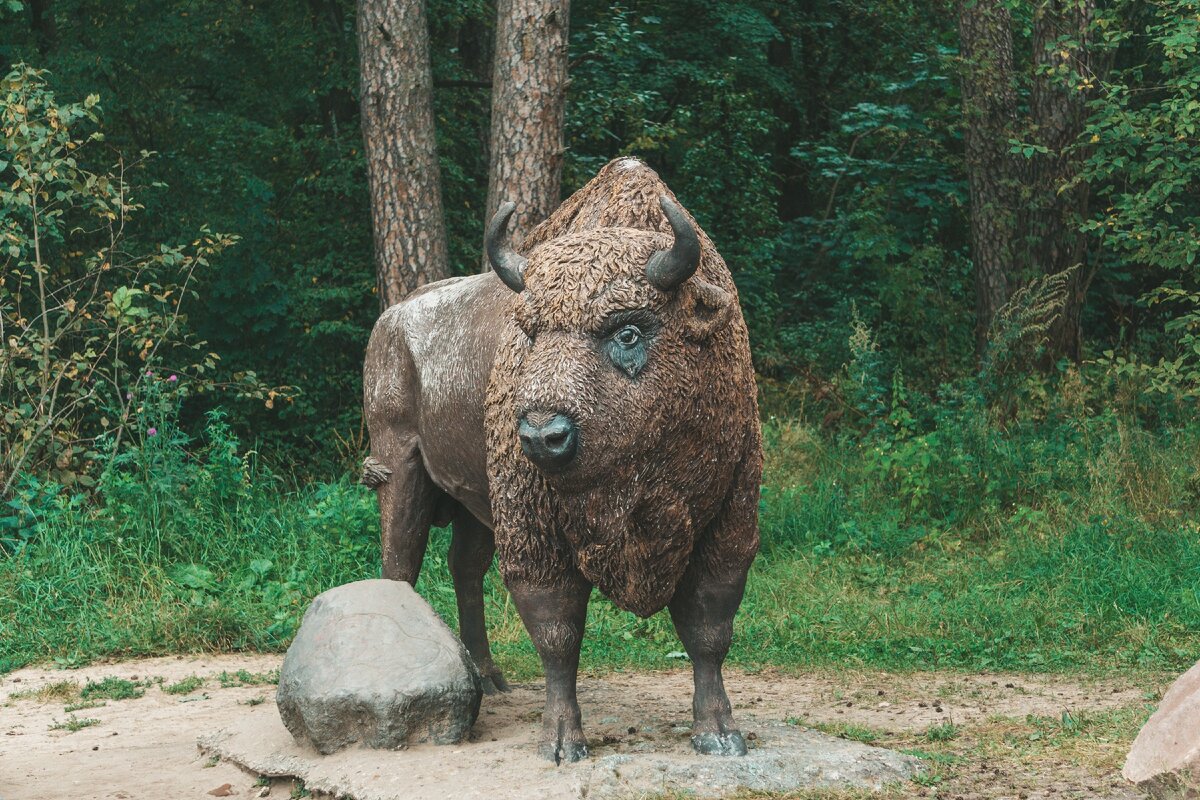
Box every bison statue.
[362,157,762,764]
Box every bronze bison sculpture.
[362,157,761,763]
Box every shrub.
[0,65,273,498]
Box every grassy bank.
[2,408,1199,676]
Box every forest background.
[1,0,1199,690]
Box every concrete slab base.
[198,683,922,800]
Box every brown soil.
[0,655,1155,799]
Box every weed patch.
[924,722,960,742]
[63,699,106,712]
[50,714,100,732]
[217,669,279,688]
[10,680,79,702]
[163,676,204,695]
[80,677,148,701]
[807,721,885,744]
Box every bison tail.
[360,456,392,489]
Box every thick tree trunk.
[1027,0,1097,363]
[958,0,1020,357]
[357,0,450,307]
[482,0,570,267]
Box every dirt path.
[0,655,1157,799]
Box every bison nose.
[517,413,579,473]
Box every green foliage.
[80,676,146,700]
[49,714,99,732]
[778,23,970,383]
[0,65,274,498]
[924,723,960,743]
[63,698,105,712]
[1079,1,1200,401]
[0,388,380,666]
[0,0,1193,467]
[217,669,278,687]
[162,675,203,695]
[809,721,883,744]
[3,387,1198,676]
[2,1,373,467]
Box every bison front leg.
[508,576,591,764]
[669,568,750,756]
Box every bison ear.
[682,279,735,341]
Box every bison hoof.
[691,730,748,756]
[480,671,510,695]
[538,739,588,765]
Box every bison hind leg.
[449,509,509,694]
[370,436,439,584]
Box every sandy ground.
[0,655,1154,799]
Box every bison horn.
[486,201,527,293]
[645,196,701,291]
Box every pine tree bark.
[357,0,450,307]
[482,0,570,267]
[958,0,1020,357]
[1027,0,1098,363]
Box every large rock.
[276,579,482,754]
[1124,660,1200,799]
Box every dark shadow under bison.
[362,157,762,764]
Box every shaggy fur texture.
[485,157,761,617]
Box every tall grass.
[2,399,1198,676]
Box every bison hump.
[521,158,680,250]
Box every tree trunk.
[357,0,450,307]
[482,0,570,267]
[958,0,1020,357]
[1027,0,1098,363]
[29,0,57,54]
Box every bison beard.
[363,157,761,764]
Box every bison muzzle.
[362,157,762,764]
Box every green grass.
[923,722,959,742]
[63,699,106,712]
[163,675,204,695]
[80,677,147,701]
[10,680,79,702]
[803,721,884,744]
[217,669,278,687]
[1,409,1199,678]
[50,714,100,732]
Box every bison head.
[487,196,735,488]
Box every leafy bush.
[0,65,276,498]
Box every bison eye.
[604,325,648,378]
[615,326,641,348]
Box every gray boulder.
[1124,659,1200,799]
[277,579,482,755]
